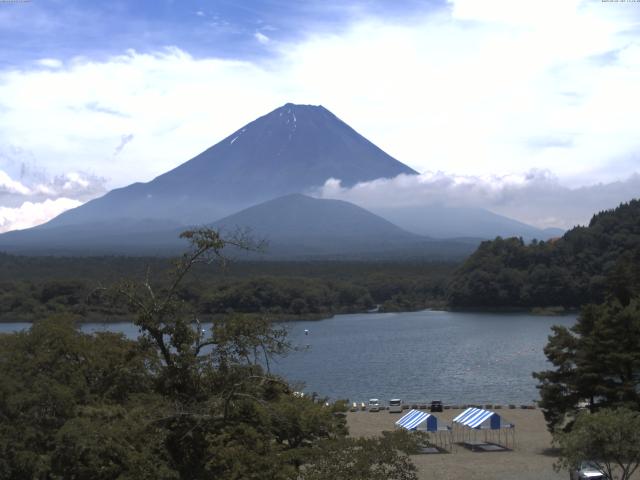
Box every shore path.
[347,408,565,480]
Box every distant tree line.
[0,258,454,322]
[448,200,640,308]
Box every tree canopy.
[533,291,640,432]
[448,199,640,308]
[0,229,421,479]
[555,408,640,480]
[0,255,453,323]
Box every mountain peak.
[33,103,418,228]
[279,102,324,109]
[212,193,419,245]
[264,103,330,127]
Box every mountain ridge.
[44,103,417,228]
[0,102,563,256]
[448,199,640,308]
[371,205,564,240]
[0,194,478,259]
[209,193,478,260]
[212,193,419,241]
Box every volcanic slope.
[43,103,418,228]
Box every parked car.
[430,400,443,412]
[570,461,608,480]
[389,399,402,413]
[368,398,381,412]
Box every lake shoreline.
[446,305,579,316]
[0,304,579,324]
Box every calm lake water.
[0,310,575,405]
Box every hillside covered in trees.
[0,256,453,322]
[448,200,640,308]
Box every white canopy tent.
[395,409,452,451]
[452,407,515,450]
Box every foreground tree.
[533,295,640,432]
[0,316,168,479]
[555,408,640,480]
[0,228,421,479]
[300,430,423,480]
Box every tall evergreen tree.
[534,296,640,431]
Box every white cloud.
[275,2,640,185]
[0,1,639,229]
[36,58,63,69]
[3,6,640,188]
[0,198,82,233]
[39,171,106,200]
[448,0,584,27]
[0,48,281,188]
[315,171,640,230]
[61,172,89,190]
[254,32,270,44]
[0,167,106,206]
[0,170,31,195]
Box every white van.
[389,399,402,413]
[368,398,381,412]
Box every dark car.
[569,461,608,480]
[430,400,443,412]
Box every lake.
[0,310,575,405]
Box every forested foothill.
[3,201,640,322]
[448,200,640,309]
[523,202,640,478]
[0,254,454,323]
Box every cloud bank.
[0,198,82,233]
[315,171,640,230]
[0,164,106,233]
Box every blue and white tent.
[452,407,515,449]
[395,409,452,451]
[452,407,501,429]
[396,409,438,432]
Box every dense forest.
[448,200,640,308]
[4,199,640,321]
[0,230,423,479]
[0,255,455,322]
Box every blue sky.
[1,0,640,231]
[0,0,446,66]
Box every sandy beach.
[347,407,565,480]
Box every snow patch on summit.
[230,128,247,145]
